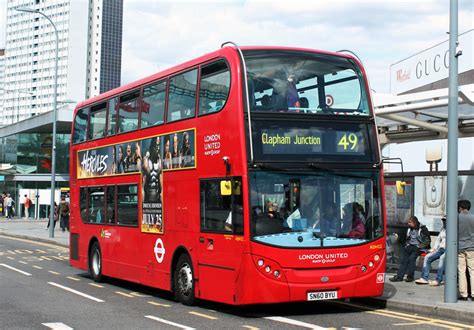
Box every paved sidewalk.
[359,274,474,324]
[0,217,69,247]
[1,217,473,324]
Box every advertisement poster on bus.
[77,145,116,178]
[77,128,196,234]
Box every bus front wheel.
[89,241,103,282]
[174,254,195,305]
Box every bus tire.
[174,254,195,306]
[89,241,103,282]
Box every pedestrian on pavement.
[415,216,446,286]
[46,202,58,230]
[58,196,70,232]
[390,215,431,283]
[24,194,31,219]
[457,199,474,301]
[0,193,4,217]
[6,194,15,219]
[3,192,8,218]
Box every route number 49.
[338,133,358,151]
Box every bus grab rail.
[221,41,254,164]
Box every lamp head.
[15,7,39,14]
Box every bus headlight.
[265,266,271,273]
[258,259,264,267]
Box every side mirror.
[220,180,232,196]
[396,180,406,196]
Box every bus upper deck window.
[198,60,230,116]
[72,107,89,144]
[245,51,369,115]
[88,102,107,140]
[167,69,198,123]
[107,97,118,136]
[141,80,166,129]
[117,90,140,133]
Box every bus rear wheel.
[174,254,195,305]
[89,241,103,282]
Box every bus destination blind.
[259,128,366,156]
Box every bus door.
[197,177,244,303]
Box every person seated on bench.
[415,216,446,286]
[389,216,431,283]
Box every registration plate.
[307,290,338,301]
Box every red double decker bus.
[69,43,385,305]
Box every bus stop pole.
[444,0,459,304]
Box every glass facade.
[14,133,70,175]
[0,133,70,218]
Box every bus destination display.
[259,128,365,156]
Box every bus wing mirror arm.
[223,156,231,177]
[381,157,406,196]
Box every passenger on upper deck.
[286,74,300,108]
[299,97,309,109]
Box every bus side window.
[141,80,166,129]
[117,90,140,133]
[80,187,88,223]
[72,107,89,144]
[88,102,107,140]
[107,97,118,136]
[167,69,197,123]
[116,184,138,226]
[106,186,116,224]
[198,60,230,115]
[200,177,243,234]
[87,186,105,224]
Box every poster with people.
[140,129,195,233]
[77,128,196,234]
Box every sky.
[0,0,473,94]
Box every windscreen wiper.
[308,163,342,175]
[312,231,325,246]
[252,163,288,172]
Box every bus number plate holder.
[307,290,338,301]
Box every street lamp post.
[17,7,59,238]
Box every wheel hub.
[177,263,193,296]
[92,251,101,275]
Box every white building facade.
[1,0,122,126]
[0,49,5,115]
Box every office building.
[0,0,123,218]
[2,0,123,126]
